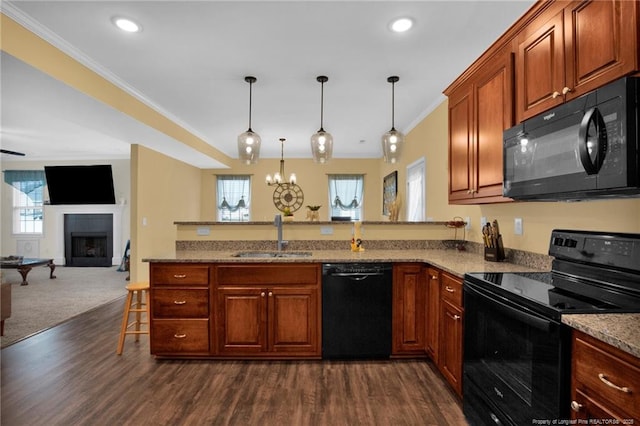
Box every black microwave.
[503,77,640,201]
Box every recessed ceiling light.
[390,17,413,33]
[112,16,141,33]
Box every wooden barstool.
[116,281,150,355]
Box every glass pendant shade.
[310,75,333,163]
[382,75,403,164]
[310,130,333,164]
[238,76,261,164]
[382,128,404,164]
[237,130,261,165]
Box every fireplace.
[64,214,113,267]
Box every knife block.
[484,235,505,262]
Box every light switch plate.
[480,216,487,227]
[514,218,523,235]
[197,226,211,236]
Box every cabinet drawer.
[152,289,209,318]
[215,264,319,285]
[440,273,463,307]
[573,332,640,418]
[151,265,209,286]
[151,319,210,354]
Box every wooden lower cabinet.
[438,272,464,397]
[425,267,440,362]
[571,330,640,421]
[214,264,321,358]
[392,263,426,356]
[149,263,211,356]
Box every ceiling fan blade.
[0,149,26,156]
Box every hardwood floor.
[1,299,467,426]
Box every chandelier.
[382,76,405,164]
[237,76,261,164]
[266,138,296,186]
[310,75,333,163]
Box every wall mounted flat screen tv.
[45,165,116,205]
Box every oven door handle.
[465,283,552,332]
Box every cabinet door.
[517,9,565,121]
[268,286,320,355]
[425,268,440,362]
[448,87,474,202]
[564,0,638,100]
[439,299,463,397]
[216,287,266,355]
[392,264,426,355]
[473,47,513,200]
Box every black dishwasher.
[322,263,392,359]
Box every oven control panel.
[549,229,640,272]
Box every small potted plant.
[283,207,294,221]
[306,205,321,221]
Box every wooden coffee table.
[0,257,56,286]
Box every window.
[216,175,251,222]
[406,158,425,222]
[328,174,364,221]
[4,170,45,234]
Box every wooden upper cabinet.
[517,0,639,121]
[517,8,565,120]
[447,45,514,204]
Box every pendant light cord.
[248,80,253,131]
[391,80,396,131]
[320,80,325,131]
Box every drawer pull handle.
[173,274,187,279]
[174,333,187,339]
[445,286,455,293]
[598,373,630,393]
[173,300,187,305]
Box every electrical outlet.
[481,216,487,227]
[320,226,333,235]
[514,218,523,235]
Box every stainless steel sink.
[232,251,312,258]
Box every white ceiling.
[1,0,534,168]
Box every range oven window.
[464,283,569,425]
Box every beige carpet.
[1,265,128,348]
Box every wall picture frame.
[383,171,397,216]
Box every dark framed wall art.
[383,171,397,216]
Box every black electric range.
[463,230,640,426]
[466,229,640,320]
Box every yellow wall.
[201,158,384,222]
[130,145,202,281]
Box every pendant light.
[310,75,333,164]
[382,76,404,164]
[237,76,261,164]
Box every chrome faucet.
[274,214,285,251]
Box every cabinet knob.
[570,401,583,412]
[562,86,572,95]
[261,292,266,297]
[173,300,187,305]
[552,91,561,99]
[431,275,438,280]
[268,291,273,297]
[453,314,461,320]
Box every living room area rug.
[1,266,128,348]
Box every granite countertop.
[562,314,640,358]
[144,248,544,279]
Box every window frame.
[328,174,364,221]
[216,175,251,222]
